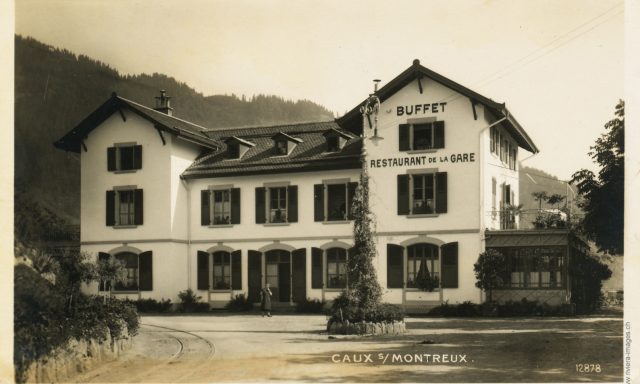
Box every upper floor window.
[224,136,255,160]
[201,187,240,226]
[313,182,358,222]
[275,139,288,155]
[326,136,340,152]
[322,128,351,153]
[490,127,517,170]
[107,144,142,171]
[255,185,298,224]
[397,172,447,215]
[399,121,445,151]
[106,188,143,226]
[227,143,240,159]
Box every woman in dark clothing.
[260,283,272,317]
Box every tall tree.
[571,100,624,254]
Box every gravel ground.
[68,313,623,383]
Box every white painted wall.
[80,112,172,242]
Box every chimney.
[154,90,173,116]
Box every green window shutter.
[441,242,459,288]
[287,185,298,223]
[255,187,266,224]
[247,250,262,302]
[434,121,445,149]
[292,248,307,303]
[399,124,411,151]
[231,188,241,224]
[435,172,448,214]
[134,145,142,169]
[98,252,111,291]
[139,251,153,291]
[197,251,209,290]
[387,244,404,288]
[134,189,144,225]
[231,250,242,290]
[201,190,210,226]
[107,147,116,171]
[311,247,323,288]
[397,175,410,215]
[106,190,115,226]
[313,184,324,222]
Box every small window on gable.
[271,132,302,156]
[326,136,340,152]
[322,128,350,153]
[108,144,142,171]
[224,136,255,160]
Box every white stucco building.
[56,60,586,310]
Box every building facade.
[57,60,581,310]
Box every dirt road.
[68,314,623,382]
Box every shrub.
[130,298,173,313]
[428,301,481,317]
[177,288,210,312]
[328,290,404,323]
[225,294,253,311]
[295,298,325,313]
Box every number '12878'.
[576,364,601,373]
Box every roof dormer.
[224,136,255,159]
[322,128,352,153]
[271,132,303,156]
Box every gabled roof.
[272,132,304,144]
[182,121,362,179]
[225,136,256,147]
[54,93,221,153]
[336,59,539,153]
[323,127,354,140]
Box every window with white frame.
[107,144,142,172]
[268,187,288,223]
[106,188,142,226]
[201,187,240,226]
[399,121,445,151]
[397,172,447,215]
[212,251,231,290]
[326,248,348,288]
[406,243,439,289]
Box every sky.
[14,0,626,180]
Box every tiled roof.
[54,93,221,153]
[182,121,362,178]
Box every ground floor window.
[406,243,439,289]
[114,252,138,290]
[326,248,347,288]
[212,251,231,289]
[499,247,565,288]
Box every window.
[106,188,143,226]
[398,121,444,151]
[212,251,231,290]
[491,177,497,220]
[107,144,142,171]
[197,250,241,291]
[275,140,288,155]
[269,187,288,223]
[227,143,240,159]
[326,248,347,288]
[201,188,240,226]
[500,184,515,229]
[406,244,439,289]
[115,252,139,290]
[99,251,153,292]
[499,247,565,288]
[326,136,340,152]
[313,182,358,222]
[255,185,298,224]
[397,172,447,215]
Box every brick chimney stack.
[154,90,173,116]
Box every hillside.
[14,35,334,230]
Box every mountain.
[14,35,334,233]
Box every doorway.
[265,249,291,303]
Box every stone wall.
[328,320,407,335]
[18,323,132,383]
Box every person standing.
[260,283,272,317]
